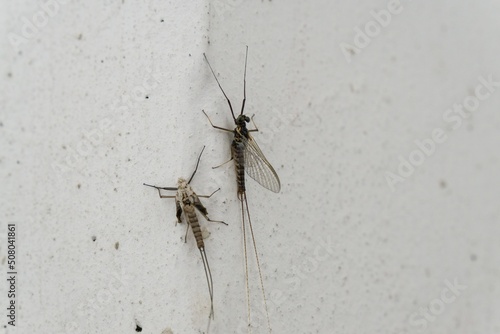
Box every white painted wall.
[2,0,500,333]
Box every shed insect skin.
[143,146,227,320]
[203,47,279,333]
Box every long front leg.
[202,110,233,132]
[159,193,176,199]
[143,183,177,198]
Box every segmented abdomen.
[232,140,245,194]
[184,204,204,249]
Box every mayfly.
[202,47,280,333]
[143,146,227,320]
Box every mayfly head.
[235,114,250,126]
[177,177,188,189]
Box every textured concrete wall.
[1,0,500,333]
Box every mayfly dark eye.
[143,146,227,322]
[203,47,280,333]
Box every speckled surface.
[1,1,500,333]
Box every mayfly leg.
[203,47,274,334]
[202,110,233,133]
[143,146,226,322]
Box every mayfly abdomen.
[232,140,246,194]
[185,204,204,249]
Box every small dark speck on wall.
[135,324,142,332]
[92,236,96,242]
[115,242,119,250]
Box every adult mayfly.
[143,146,227,320]
[202,47,280,333]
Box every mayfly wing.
[192,193,209,216]
[175,198,183,224]
[240,133,281,193]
